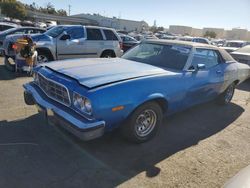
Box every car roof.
[52,25,115,31]
[0,22,19,27]
[144,39,217,49]
[85,25,116,30]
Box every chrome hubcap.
[135,109,157,137]
[225,85,234,103]
[37,55,49,64]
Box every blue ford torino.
[23,40,250,143]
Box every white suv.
[4,25,123,66]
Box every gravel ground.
[0,58,249,188]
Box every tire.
[4,56,15,72]
[37,50,52,64]
[217,83,235,105]
[101,50,116,58]
[121,102,163,143]
[24,92,35,105]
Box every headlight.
[73,92,92,115]
[84,98,92,113]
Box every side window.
[86,28,103,40]
[30,29,44,34]
[67,27,84,39]
[103,29,118,41]
[191,49,220,69]
[13,29,25,34]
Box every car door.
[185,48,225,106]
[56,26,87,60]
[85,28,104,57]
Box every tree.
[57,9,67,16]
[0,0,27,20]
[204,31,217,39]
[149,26,165,33]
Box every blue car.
[23,40,250,143]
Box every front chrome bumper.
[23,83,105,141]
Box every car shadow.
[0,102,244,187]
[237,79,250,91]
[0,64,31,81]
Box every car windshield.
[235,45,250,53]
[225,42,244,48]
[122,43,191,70]
[44,26,64,38]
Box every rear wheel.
[36,49,53,64]
[121,102,163,143]
[217,83,235,105]
[37,53,50,64]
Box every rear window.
[86,28,103,40]
[103,29,118,41]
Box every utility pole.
[68,5,71,16]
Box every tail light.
[12,44,17,50]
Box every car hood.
[6,33,52,43]
[43,58,171,88]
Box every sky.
[20,0,250,30]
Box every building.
[225,28,249,40]
[169,25,192,35]
[72,13,149,32]
[191,28,202,37]
[27,10,98,25]
[168,25,250,40]
[203,28,225,38]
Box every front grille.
[37,73,71,106]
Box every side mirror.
[197,64,206,70]
[60,34,71,41]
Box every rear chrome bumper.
[23,83,105,141]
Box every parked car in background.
[3,25,123,71]
[211,39,226,47]
[176,36,194,41]
[35,22,47,28]
[0,27,46,55]
[45,20,57,27]
[0,22,19,32]
[231,45,250,66]
[221,40,247,53]
[21,20,35,27]
[192,37,211,44]
[23,40,250,143]
[119,34,139,52]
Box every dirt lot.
[0,57,249,188]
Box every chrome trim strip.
[36,72,71,107]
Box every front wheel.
[121,102,163,143]
[217,83,235,105]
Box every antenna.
[68,5,71,16]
